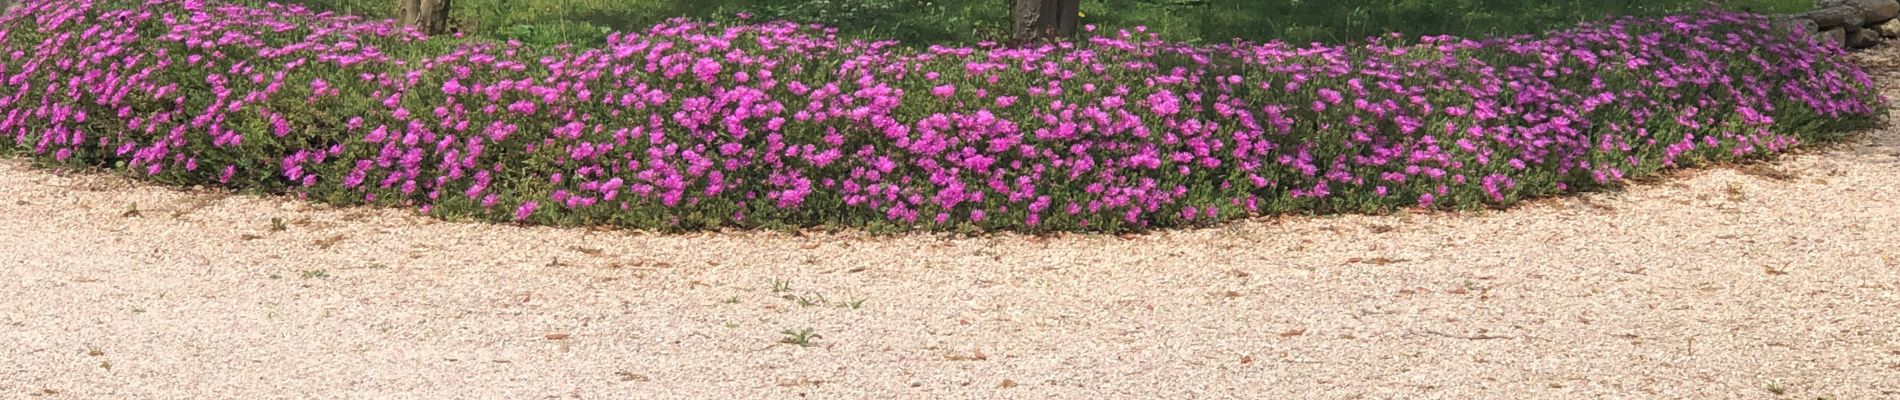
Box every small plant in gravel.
[770,279,794,293]
[269,217,289,232]
[792,292,828,307]
[0,0,1882,233]
[300,269,329,279]
[779,328,822,347]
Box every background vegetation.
[264,0,1813,47]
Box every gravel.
[5,53,1900,400]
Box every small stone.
[1817,28,1849,47]
[545,333,570,340]
[1849,28,1882,48]
[1878,18,1900,36]
[999,379,1018,388]
[1797,18,1822,35]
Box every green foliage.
[779,328,822,347]
[494,21,612,47]
[743,0,1007,45]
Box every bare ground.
[5,60,1900,400]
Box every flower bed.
[0,0,1883,232]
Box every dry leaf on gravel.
[313,234,346,249]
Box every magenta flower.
[513,201,537,221]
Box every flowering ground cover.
[0,0,1884,232]
[272,0,1816,48]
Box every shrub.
[0,0,1882,232]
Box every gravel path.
[6,61,1900,400]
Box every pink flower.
[513,201,538,221]
[1146,91,1180,115]
[1317,88,1343,104]
[692,58,722,84]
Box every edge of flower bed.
[0,0,1888,234]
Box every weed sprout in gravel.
[0,0,1882,232]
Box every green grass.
[264,0,1812,46]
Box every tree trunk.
[1011,0,1080,44]
[397,0,453,35]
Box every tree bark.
[1011,0,1080,44]
[397,0,453,35]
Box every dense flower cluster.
[0,0,1882,231]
